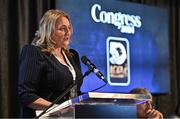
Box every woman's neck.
[53,48,62,56]
[52,48,68,66]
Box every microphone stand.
[35,68,93,118]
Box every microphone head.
[81,56,88,64]
[81,56,107,83]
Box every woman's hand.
[49,105,74,117]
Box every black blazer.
[18,44,83,117]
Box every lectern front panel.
[75,104,136,118]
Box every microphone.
[81,56,107,82]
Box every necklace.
[52,51,67,65]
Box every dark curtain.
[0,0,55,117]
[0,0,179,117]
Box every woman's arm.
[18,45,49,110]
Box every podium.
[36,92,151,118]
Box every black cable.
[89,81,107,92]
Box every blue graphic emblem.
[106,36,130,86]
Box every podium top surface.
[71,92,152,105]
[88,92,151,101]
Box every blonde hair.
[32,9,73,53]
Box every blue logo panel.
[107,37,130,86]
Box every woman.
[18,9,83,117]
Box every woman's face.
[51,16,72,49]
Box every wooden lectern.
[36,92,151,118]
